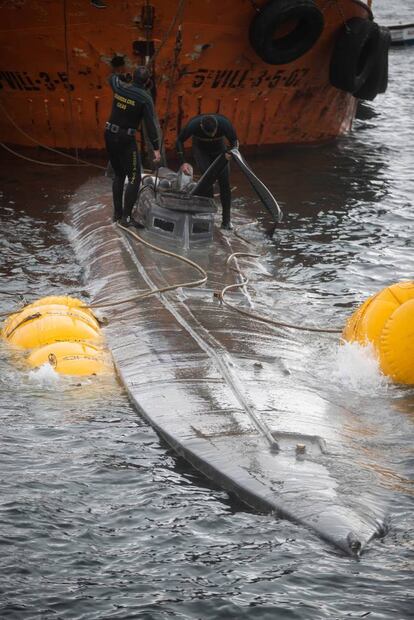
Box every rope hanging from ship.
[150,0,187,65]
[1,0,97,168]
[0,142,92,167]
[0,1,191,169]
[160,13,185,136]
[62,0,79,163]
[0,101,106,170]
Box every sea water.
[0,1,413,617]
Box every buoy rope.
[0,310,16,319]
[219,253,342,334]
[4,312,42,338]
[87,222,207,310]
[161,23,183,135]
[0,101,106,170]
[3,307,100,337]
[151,0,187,64]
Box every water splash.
[332,340,389,394]
[28,363,60,386]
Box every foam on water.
[331,340,389,394]
[59,222,107,304]
[28,362,60,386]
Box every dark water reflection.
[1,2,414,618]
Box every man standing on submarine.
[105,60,161,227]
[176,114,239,230]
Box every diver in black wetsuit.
[105,65,161,227]
[176,114,239,230]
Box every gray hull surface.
[69,180,386,556]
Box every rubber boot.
[221,220,233,231]
[120,216,145,229]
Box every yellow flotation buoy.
[27,341,111,376]
[4,306,101,349]
[2,295,111,377]
[3,300,99,340]
[22,295,98,322]
[342,281,414,385]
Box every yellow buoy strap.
[60,355,102,362]
[30,309,98,321]
[5,312,42,338]
[48,353,103,369]
[6,309,99,337]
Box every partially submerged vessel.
[68,157,387,556]
[0,0,389,151]
[388,23,414,46]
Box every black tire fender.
[354,26,391,100]
[249,0,324,65]
[329,18,380,94]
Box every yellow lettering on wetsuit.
[114,93,135,107]
[131,150,137,184]
[114,93,127,103]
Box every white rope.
[88,222,207,309]
[220,253,342,334]
[0,142,88,167]
[0,101,106,170]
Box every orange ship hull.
[0,0,373,151]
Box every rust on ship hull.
[0,0,373,151]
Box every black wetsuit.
[176,114,238,226]
[105,74,159,221]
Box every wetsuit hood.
[133,66,151,88]
[200,115,219,138]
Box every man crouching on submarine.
[176,114,239,230]
[105,63,161,228]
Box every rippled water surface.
[1,2,413,618]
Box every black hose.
[229,148,283,223]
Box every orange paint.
[0,0,374,151]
